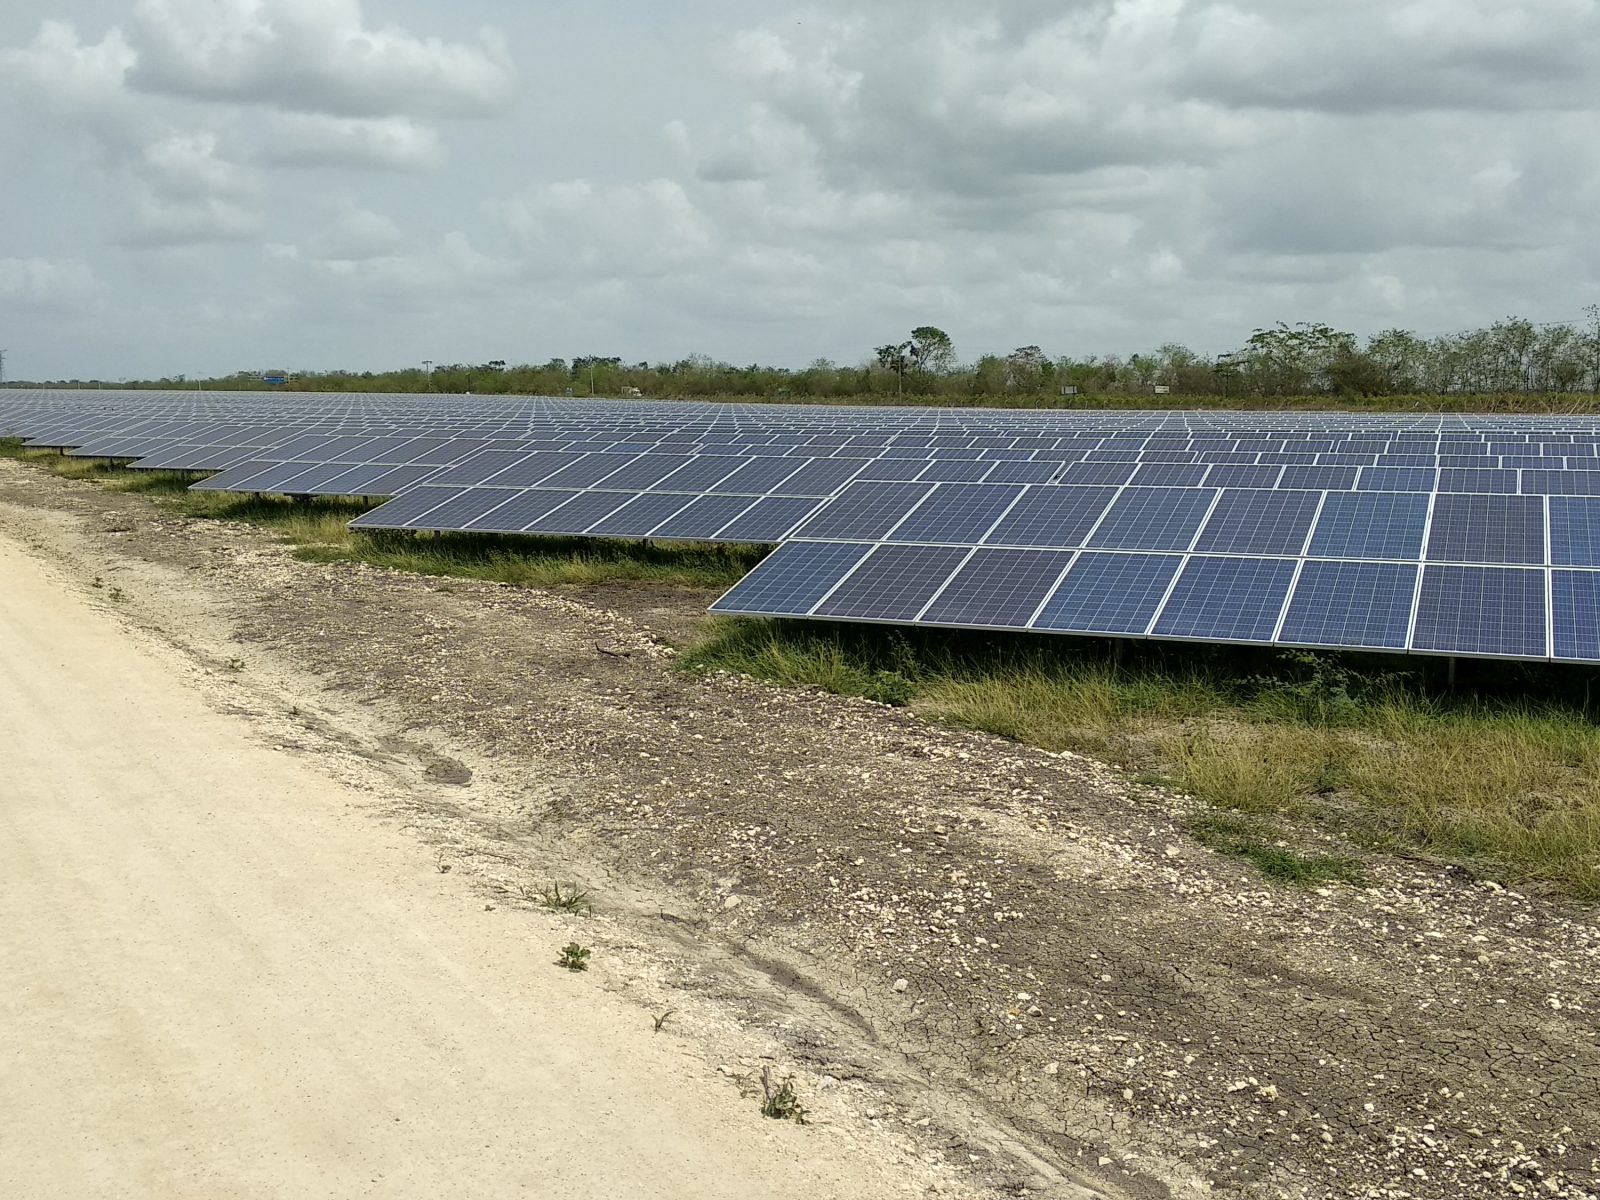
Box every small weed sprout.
[759,1067,808,1124]
[653,1009,675,1034]
[558,943,591,971]
[539,882,591,913]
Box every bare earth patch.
[1,457,1595,1200]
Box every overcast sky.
[2,0,1597,380]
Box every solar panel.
[1150,557,1298,642]
[710,541,873,617]
[1032,552,1183,635]
[1088,488,1217,552]
[919,548,1075,628]
[12,388,1600,662]
[1425,495,1546,565]
[1411,566,1548,658]
[1192,489,1321,556]
[1277,561,1419,650]
[1551,571,1600,661]
[812,544,972,622]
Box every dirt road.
[0,534,948,1200]
[1,458,1597,1200]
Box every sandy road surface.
[0,534,928,1200]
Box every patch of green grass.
[684,620,1600,900]
[0,437,24,458]
[557,943,591,972]
[759,1068,809,1124]
[1185,811,1367,886]
[535,882,591,913]
[679,619,918,705]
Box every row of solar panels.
[13,388,1600,426]
[345,479,1600,567]
[712,545,1589,662]
[8,390,1600,665]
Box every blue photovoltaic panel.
[1522,470,1600,496]
[886,484,1023,544]
[649,494,760,539]
[1549,497,1600,567]
[1032,552,1183,634]
[1088,488,1217,552]
[1412,566,1547,658]
[920,548,1074,628]
[793,481,934,540]
[519,489,634,534]
[1202,464,1283,489]
[315,462,418,496]
[983,486,1117,547]
[462,488,585,532]
[813,544,971,621]
[1192,489,1322,556]
[479,452,588,487]
[1151,557,1297,643]
[1278,561,1419,649]
[1130,463,1211,487]
[1425,494,1546,565]
[1278,465,1358,490]
[1358,466,1437,492]
[590,453,697,490]
[710,541,872,616]
[651,455,745,492]
[24,390,1600,663]
[1057,461,1138,486]
[1307,492,1430,560]
[978,460,1061,486]
[536,453,642,489]
[584,490,698,537]
[714,495,821,542]
[1438,467,1518,494]
[1551,571,1600,661]
[857,458,932,481]
[350,486,462,528]
[918,459,997,483]
[401,487,521,531]
[774,458,869,495]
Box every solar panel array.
[5,388,1600,663]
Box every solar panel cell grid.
[1088,488,1218,552]
[1411,566,1548,658]
[1032,552,1183,634]
[1278,561,1419,649]
[813,545,971,621]
[919,548,1075,628]
[1150,557,1298,643]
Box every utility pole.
[422,359,433,392]
[0,348,7,385]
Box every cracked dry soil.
[1,458,1596,1200]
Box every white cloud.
[141,131,254,197]
[127,0,517,118]
[257,114,445,171]
[0,257,109,310]
[121,193,263,247]
[0,21,135,129]
[493,180,714,277]
[307,199,404,261]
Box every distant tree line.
[15,310,1600,407]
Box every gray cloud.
[0,0,1596,380]
[126,0,517,118]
